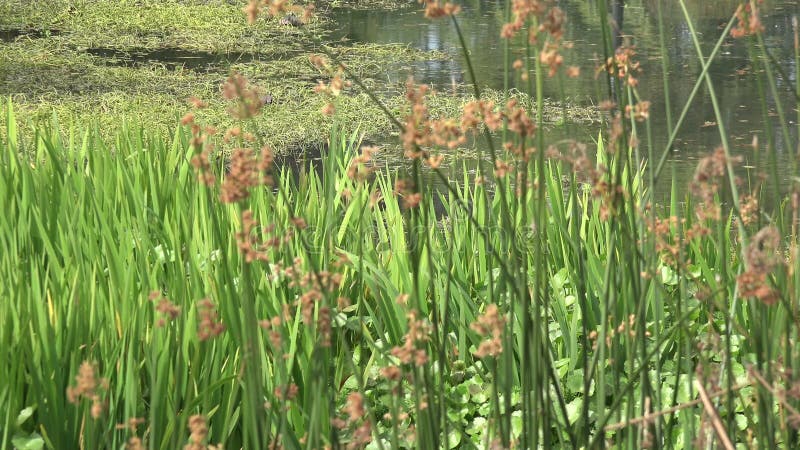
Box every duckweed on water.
[0,0,327,52]
[0,0,594,151]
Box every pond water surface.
[3,1,799,202]
[332,0,800,202]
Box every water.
[2,1,798,201]
[331,0,800,201]
[0,28,61,42]
[85,47,275,72]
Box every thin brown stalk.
[695,377,735,450]
[749,367,800,421]
[604,382,751,432]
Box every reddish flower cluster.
[738,226,783,305]
[197,298,225,341]
[625,100,651,122]
[690,148,742,222]
[222,72,269,120]
[184,414,222,450]
[739,193,760,226]
[220,147,273,204]
[731,1,764,39]
[470,304,506,358]
[501,0,546,39]
[185,415,208,450]
[599,45,642,87]
[190,149,216,187]
[260,314,285,349]
[394,178,421,209]
[419,0,461,19]
[311,55,351,116]
[462,99,503,131]
[401,80,538,176]
[244,0,313,24]
[545,141,597,185]
[333,392,372,449]
[184,99,217,187]
[66,361,109,419]
[149,290,181,327]
[539,42,564,77]
[347,145,378,182]
[649,215,679,264]
[401,81,435,155]
[117,417,147,450]
[274,383,299,401]
[278,258,343,347]
[500,3,571,77]
[504,99,536,139]
[236,210,271,263]
[390,310,431,366]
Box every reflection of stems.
[656,0,673,135]
[677,1,742,220]
[755,31,792,204]
[796,16,800,162]
[652,14,736,185]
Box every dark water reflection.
[85,47,282,72]
[331,0,800,202]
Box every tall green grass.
[0,106,794,448]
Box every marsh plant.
[2,0,800,449]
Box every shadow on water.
[273,141,460,216]
[0,28,62,42]
[85,47,294,72]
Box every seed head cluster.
[401,79,537,169]
[236,210,272,263]
[390,310,432,366]
[419,0,461,19]
[501,0,547,40]
[66,361,109,419]
[334,392,372,449]
[244,0,314,24]
[220,147,273,204]
[149,290,181,327]
[185,98,217,187]
[222,72,268,120]
[470,304,506,358]
[311,55,351,116]
[731,0,765,39]
[690,148,742,222]
[184,414,223,450]
[197,298,226,341]
[738,225,783,305]
[599,45,642,87]
[347,145,378,182]
[260,314,286,350]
